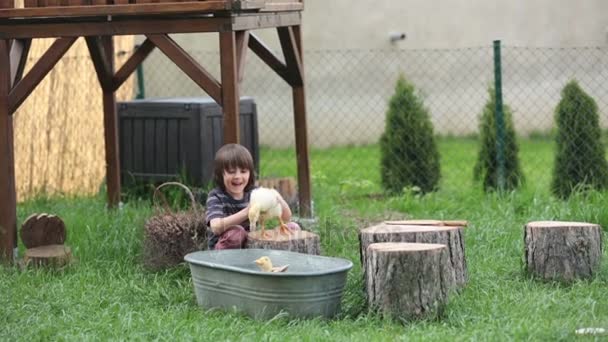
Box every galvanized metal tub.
[184,249,353,319]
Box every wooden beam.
[100,36,121,208]
[219,30,240,144]
[0,12,301,40]
[259,2,303,12]
[9,37,76,115]
[0,17,229,39]
[290,25,311,217]
[147,33,222,104]
[248,33,290,85]
[86,36,113,92]
[277,26,303,86]
[0,39,17,262]
[0,1,229,20]
[112,38,155,92]
[9,38,31,88]
[235,30,249,84]
[231,11,301,31]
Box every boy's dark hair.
[213,143,256,192]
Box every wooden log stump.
[20,213,66,248]
[366,242,454,321]
[524,221,603,282]
[360,223,467,287]
[24,244,72,267]
[247,228,320,255]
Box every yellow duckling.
[254,256,289,273]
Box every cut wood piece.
[24,244,72,267]
[524,221,603,282]
[20,213,67,248]
[360,223,467,287]
[366,242,454,321]
[247,228,320,255]
[384,219,468,227]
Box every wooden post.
[101,36,120,208]
[289,25,311,218]
[219,30,240,144]
[525,221,603,282]
[0,39,17,262]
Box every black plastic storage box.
[117,97,259,187]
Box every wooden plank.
[85,36,113,91]
[0,0,14,8]
[147,33,222,104]
[132,117,144,172]
[0,17,229,39]
[101,35,121,208]
[248,32,290,84]
[290,25,311,217]
[0,12,301,40]
[143,118,155,172]
[259,2,302,12]
[230,0,264,11]
[119,117,133,178]
[277,26,302,86]
[9,37,76,114]
[154,117,167,175]
[235,30,249,84]
[0,1,229,19]
[230,11,301,31]
[112,37,154,91]
[219,30,239,144]
[0,39,16,263]
[6,39,28,257]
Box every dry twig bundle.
[143,182,206,270]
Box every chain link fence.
[19,43,604,201]
[136,43,608,199]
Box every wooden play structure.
[0,0,311,262]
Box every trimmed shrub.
[380,75,440,194]
[551,80,608,198]
[473,87,524,191]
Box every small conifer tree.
[380,75,440,194]
[551,80,608,198]
[473,87,524,191]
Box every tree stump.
[524,221,603,282]
[20,213,72,268]
[20,213,66,248]
[366,242,454,321]
[360,223,467,287]
[247,229,320,255]
[24,244,72,267]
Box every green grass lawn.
[2,138,608,341]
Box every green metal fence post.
[493,40,506,190]
[135,44,145,99]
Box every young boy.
[205,144,299,250]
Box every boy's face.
[223,167,250,199]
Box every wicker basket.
[142,182,206,270]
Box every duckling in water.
[254,256,289,272]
